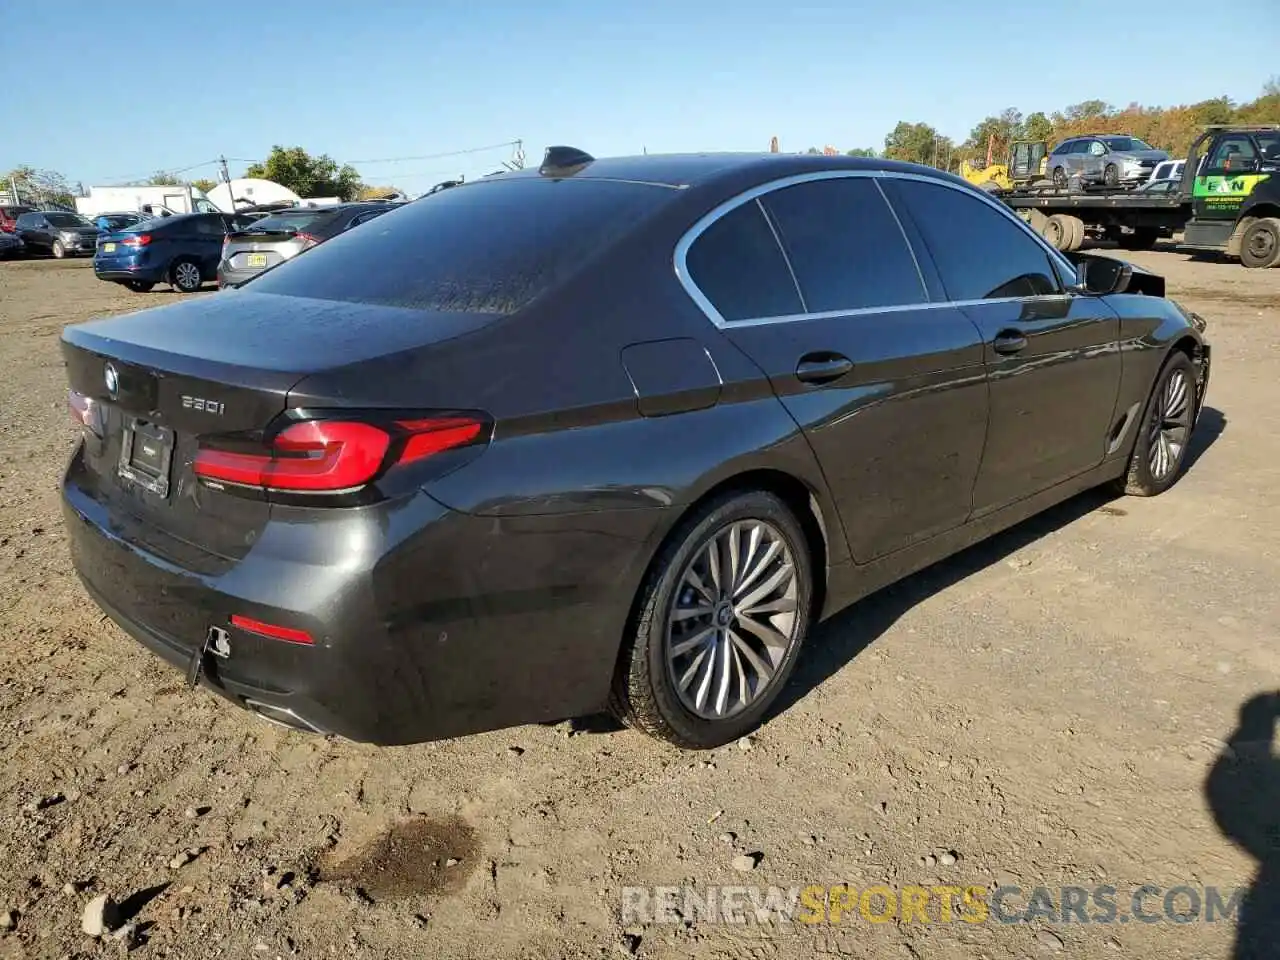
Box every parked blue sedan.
[94,211,258,292]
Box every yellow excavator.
[961,138,1050,194]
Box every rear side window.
[193,217,226,236]
[760,177,924,312]
[684,200,803,322]
[248,178,671,314]
[250,210,331,233]
[887,180,1060,301]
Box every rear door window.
[249,178,673,314]
[684,200,803,322]
[885,180,1062,301]
[759,177,925,312]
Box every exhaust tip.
[243,699,323,734]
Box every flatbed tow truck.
[1001,125,1280,268]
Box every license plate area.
[246,253,267,267]
[118,418,175,498]
[103,242,116,252]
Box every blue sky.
[4,0,1277,191]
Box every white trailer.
[74,185,219,219]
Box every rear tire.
[1064,215,1085,252]
[1113,351,1198,497]
[1043,214,1071,250]
[608,490,814,749]
[170,258,203,292]
[1125,227,1159,251]
[1239,217,1280,268]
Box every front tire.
[1052,166,1067,189]
[170,259,203,292]
[1103,163,1119,187]
[609,490,814,749]
[1240,217,1280,268]
[1114,351,1198,497]
[51,239,66,259]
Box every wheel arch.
[618,467,834,660]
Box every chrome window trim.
[673,168,1077,330]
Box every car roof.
[482,151,965,192]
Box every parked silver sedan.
[1048,135,1171,189]
[216,202,398,288]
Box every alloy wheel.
[1148,368,1192,482]
[175,262,201,291]
[665,520,800,720]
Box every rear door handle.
[795,353,854,385]
[992,331,1028,356]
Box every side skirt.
[821,459,1125,619]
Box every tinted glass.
[1088,141,1107,156]
[249,177,671,314]
[1209,136,1257,167]
[15,214,35,227]
[761,178,924,312]
[46,212,92,227]
[249,210,330,233]
[194,217,226,236]
[685,200,803,322]
[1102,137,1153,151]
[889,180,1060,301]
[1258,134,1280,159]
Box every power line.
[96,158,223,185]
[347,140,519,165]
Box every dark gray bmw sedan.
[60,147,1210,748]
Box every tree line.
[810,77,1280,170]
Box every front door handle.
[992,331,1028,356]
[795,353,854,384]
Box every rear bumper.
[61,443,649,744]
[95,267,166,282]
[216,263,265,288]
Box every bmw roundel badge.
[104,362,119,398]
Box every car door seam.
[754,198,808,314]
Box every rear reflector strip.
[230,614,314,646]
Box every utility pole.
[218,155,233,209]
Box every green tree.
[1190,97,1236,125]
[244,146,363,200]
[884,122,953,167]
[5,165,74,207]
[1060,99,1112,122]
[1023,111,1054,143]
[147,171,183,185]
[357,184,404,200]
[845,147,878,158]
[190,178,218,194]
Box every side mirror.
[1072,256,1132,296]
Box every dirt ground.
[0,251,1277,960]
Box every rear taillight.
[296,232,320,250]
[193,414,488,495]
[121,234,152,248]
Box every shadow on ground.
[771,405,1225,720]
[1206,692,1280,959]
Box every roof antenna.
[540,146,595,177]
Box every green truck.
[1002,125,1280,268]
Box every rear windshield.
[248,210,331,233]
[2,206,32,217]
[246,177,672,314]
[46,212,93,227]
